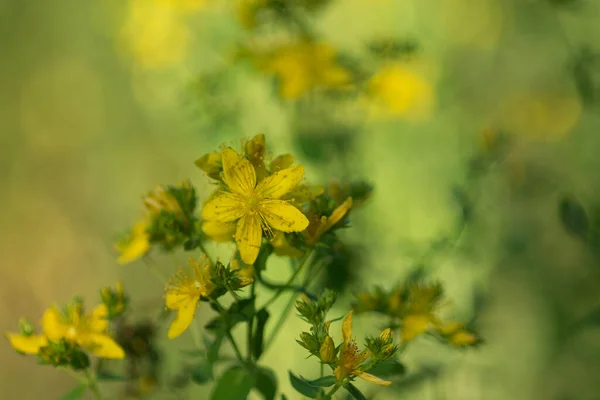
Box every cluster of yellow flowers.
[354,279,479,347]
[6,283,127,365]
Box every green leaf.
[58,384,88,400]
[368,359,406,378]
[252,309,270,360]
[229,298,256,324]
[96,370,128,381]
[255,367,278,400]
[288,371,320,398]
[559,195,589,240]
[343,383,367,400]
[281,395,288,400]
[306,375,336,387]
[211,366,256,400]
[204,333,224,364]
[190,361,213,385]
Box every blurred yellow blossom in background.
[366,61,435,122]
[118,0,209,69]
[499,90,583,141]
[256,40,351,100]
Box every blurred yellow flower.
[6,332,48,355]
[401,283,443,342]
[235,0,267,30]
[119,0,209,69]
[501,91,582,141]
[367,63,435,121]
[115,220,151,265]
[334,312,391,386]
[165,258,215,338]
[270,231,304,258]
[304,197,353,245]
[202,148,309,264]
[436,321,478,347]
[258,41,351,100]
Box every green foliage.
[252,309,270,361]
[211,366,256,400]
[367,359,406,379]
[289,371,326,398]
[343,383,367,400]
[559,195,590,240]
[255,367,278,400]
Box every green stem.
[211,299,248,367]
[247,282,256,362]
[143,257,168,284]
[84,369,103,400]
[198,241,215,266]
[326,382,343,398]
[261,249,313,310]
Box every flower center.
[193,280,202,290]
[66,326,77,339]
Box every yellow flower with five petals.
[333,311,391,386]
[202,148,309,264]
[165,257,215,338]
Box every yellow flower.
[202,148,309,264]
[401,283,443,342]
[235,0,267,29]
[5,332,48,355]
[119,0,193,69]
[367,63,434,121]
[202,220,237,242]
[42,303,125,359]
[334,312,391,386]
[115,220,151,265]
[304,197,353,245]
[144,185,183,216]
[258,41,350,100]
[165,258,215,338]
[436,321,478,347]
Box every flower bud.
[379,328,392,343]
[319,336,335,363]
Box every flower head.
[401,282,444,342]
[333,312,391,386]
[165,257,215,338]
[202,148,309,264]
[115,220,151,265]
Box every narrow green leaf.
[306,375,336,387]
[96,370,128,381]
[183,237,201,251]
[190,361,213,385]
[252,309,270,360]
[58,384,88,400]
[280,395,288,400]
[255,367,277,400]
[367,360,406,378]
[211,366,256,400]
[343,382,367,400]
[288,371,319,398]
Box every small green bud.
[18,318,34,336]
[298,332,319,353]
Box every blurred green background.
[2,0,600,399]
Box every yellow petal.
[202,220,236,242]
[255,165,304,199]
[437,321,464,336]
[6,333,47,354]
[165,291,190,310]
[80,333,125,359]
[235,214,263,265]
[41,307,68,341]
[117,236,150,265]
[402,314,431,342]
[89,304,109,333]
[269,154,295,172]
[259,200,309,232]
[324,197,353,231]
[341,311,353,344]
[195,151,221,178]
[333,366,345,382]
[202,193,246,222]
[167,297,199,339]
[355,370,392,386]
[450,331,477,346]
[221,148,257,195]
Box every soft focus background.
[2,0,600,399]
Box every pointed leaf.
[306,375,336,387]
[368,359,406,378]
[252,309,270,360]
[190,361,213,385]
[211,366,256,400]
[96,370,128,381]
[288,371,320,398]
[343,383,367,400]
[559,195,589,240]
[255,367,277,400]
